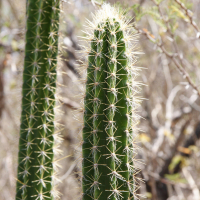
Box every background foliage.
[0,0,200,199]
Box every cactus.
[82,4,141,200]
[16,0,60,199]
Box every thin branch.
[174,0,200,33]
[134,26,200,98]
[88,0,103,7]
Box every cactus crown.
[82,4,141,200]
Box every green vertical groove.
[16,0,60,199]
[115,26,130,199]
[44,1,60,199]
[82,4,140,200]
[93,24,108,199]
[82,38,96,200]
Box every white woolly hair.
[89,3,129,30]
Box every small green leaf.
[170,5,188,21]
[165,173,187,183]
[169,155,183,173]
[132,4,145,21]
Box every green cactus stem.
[16,0,60,199]
[82,4,141,200]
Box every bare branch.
[174,0,200,33]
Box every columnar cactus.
[16,0,60,199]
[82,4,141,200]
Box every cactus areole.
[82,4,141,200]
[16,0,60,199]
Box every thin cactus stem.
[16,0,60,199]
[82,4,141,200]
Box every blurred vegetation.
[0,0,200,200]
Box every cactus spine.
[16,0,60,199]
[82,4,141,200]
